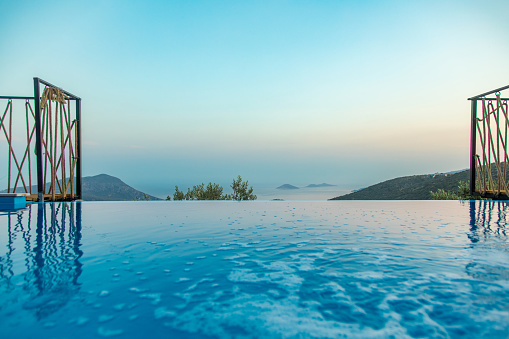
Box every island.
[276,184,299,190]
[306,183,336,188]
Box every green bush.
[430,181,483,200]
[170,176,256,201]
[430,188,460,200]
[133,193,151,201]
[227,175,257,201]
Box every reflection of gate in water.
[469,85,509,199]
[0,78,82,201]
[0,202,82,319]
[468,200,508,243]
[467,201,508,281]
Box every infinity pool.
[0,201,508,338]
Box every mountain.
[276,184,300,190]
[82,174,161,201]
[330,170,470,200]
[2,174,161,201]
[306,183,336,188]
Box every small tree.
[170,176,256,201]
[172,183,227,200]
[133,193,150,201]
[173,186,185,200]
[201,182,226,200]
[185,183,205,200]
[229,175,257,201]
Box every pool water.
[0,201,508,338]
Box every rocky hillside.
[82,174,161,201]
[330,170,470,200]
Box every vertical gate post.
[76,99,82,199]
[33,77,44,202]
[469,99,477,195]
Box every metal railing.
[0,78,82,201]
[469,85,509,199]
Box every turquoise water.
[0,201,508,338]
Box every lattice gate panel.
[38,87,79,200]
[0,78,81,201]
[470,85,509,199]
[0,98,37,195]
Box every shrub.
[430,181,483,200]
[171,176,256,201]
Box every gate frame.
[469,84,509,199]
[0,77,82,201]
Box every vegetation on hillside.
[168,175,257,201]
[430,181,483,200]
[133,193,151,201]
[330,170,470,200]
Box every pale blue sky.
[1,0,508,197]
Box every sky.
[1,0,508,198]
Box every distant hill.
[277,184,299,190]
[330,170,470,200]
[2,174,161,201]
[306,183,336,188]
[82,174,161,201]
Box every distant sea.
[149,185,354,201]
[254,186,352,201]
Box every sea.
[150,185,354,201]
[253,186,353,201]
